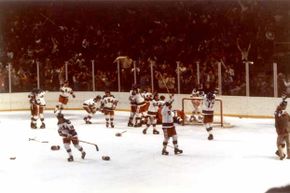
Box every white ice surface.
[0,110,289,193]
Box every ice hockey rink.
[0,110,289,193]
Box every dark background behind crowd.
[0,0,289,96]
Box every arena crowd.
[0,0,289,96]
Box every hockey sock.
[206,127,213,134]
[163,141,168,149]
[173,140,178,148]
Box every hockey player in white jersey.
[35,89,47,128]
[134,89,147,127]
[142,93,161,135]
[57,113,86,162]
[54,80,75,113]
[28,88,47,129]
[101,90,118,128]
[83,95,102,124]
[128,87,137,127]
[189,88,203,123]
[202,92,216,140]
[161,100,183,155]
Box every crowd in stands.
[0,0,289,96]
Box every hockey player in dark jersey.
[274,99,290,160]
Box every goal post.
[181,97,224,127]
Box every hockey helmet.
[160,95,165,101]
[56,113,64,120]
[206,92,215,100]
[153,93,159,100]
[94,95,101,101]
[165,101,172,107]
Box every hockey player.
[28,88,38,129]
[57,113,86,162]
[161,100,183,155]
[35,88,47,128]
[202,92,216,140]
[134,88,147,127]
[141,87,152,124]
[128,86,137,127]
[156,95,166,124]
[274,99,290,160]
[101,90,118,128]
[54,80,75,113]
[189,88,203,123]
[83,95,102,124]
[143,93,161,135]
[28,88,47,129]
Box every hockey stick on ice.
[115,130,127,137]
[28,138,49,143]
[79,140,99,151]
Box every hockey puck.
[51,145,60,150]
[9,157,16,160]
[102,156,110,161]
[115,133,121,137]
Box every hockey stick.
[282,94,288,101]
[115,130,127,137]
[29,138,49,143]
[157,72,170,93]
[40,13,58,26]
[79,140,99,151]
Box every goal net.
[181,97,233,128]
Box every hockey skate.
[134,123,142,127]
[40,122,45,129]
[275,150,280,157]
[110,123,114,128]
[85,120,92,124]
[280,154,286,160]
[128,122,134,127]
[31,123,37,129]
[153,129,159,135]
[208,134,214,140]
[142,129,147,134]
[162,149,169,155]
[81,152,86,159]
[67,155,74,162]
[275,150,286,160]
[174,148,183,155]
[106,123,109,128]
